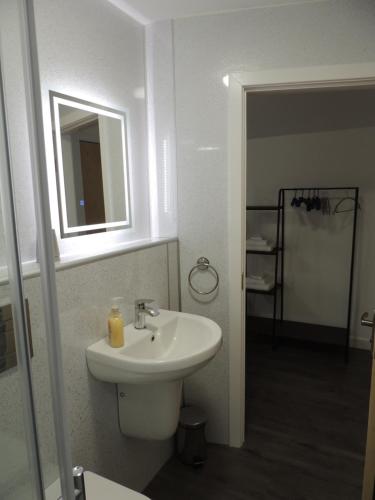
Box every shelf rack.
[246,205,279,211]
[247,248,280,255]
[246,282,282,295]
[246,204,284,348]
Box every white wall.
[0,0,152,266]
[99,116,127,223]
[145,20,178,239]
[172,0,375,444]
[0,1,39,266]
[61,135,81,227]
[34,0,151,257]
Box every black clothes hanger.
[306,189,313,211]
[291,190,298,207]
[315,190,321,211]
[296,190,304,208]
[311,189,318,210]
[333,197,361,214]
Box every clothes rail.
[276,187,359,362]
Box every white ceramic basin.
[86,309,222,384]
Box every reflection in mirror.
[50,93,131,238]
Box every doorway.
[244,85,375,498]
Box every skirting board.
[350,336,370,351]
[248,316,370,351]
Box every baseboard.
[247,316,371,351]
[350,336,370,351]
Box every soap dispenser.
[108,302,124,348]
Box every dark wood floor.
[144,334,371,500]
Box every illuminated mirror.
[50,92,131,238]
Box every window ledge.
[0,237,177,286]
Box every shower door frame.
[0,0,76,498]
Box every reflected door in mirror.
[80,141,105,225]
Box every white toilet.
[81,472,149,500]
[45,471,150,500]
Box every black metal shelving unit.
[247,188,359,360]
[247,248,280,256]
[246,205,284,348]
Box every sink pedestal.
[118,380,183,440]
[86,309,222,441]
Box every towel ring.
[188,257,219,295]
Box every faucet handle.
[135,299,154,307]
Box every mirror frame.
[50,91,132,237]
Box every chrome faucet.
[134,299,160,329]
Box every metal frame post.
[280,190,285,329]
[346,187,359,363]
[273,190,282,348]
[20,1,75,497]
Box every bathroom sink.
[87,309,222,439]
[86,309,222,384]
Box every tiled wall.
[173,0,375,445]
[0,242,177,496]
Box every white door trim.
[228,63,375,448]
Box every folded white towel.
[249,274,266,281]
[247,239,269,245]
[247,243,274,252]
[249,235,267,242]
[246,277,274,291]
[248,277,266,285]
[246,236,274,244]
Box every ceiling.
[108,0,327,25]
[247,88,375,139]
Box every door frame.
[228,63,375,448]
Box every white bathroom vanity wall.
[172,0,375,444]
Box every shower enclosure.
[0,1,76,498]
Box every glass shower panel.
[0,1,75,498]
[0,59,42,500]
[0,238,35,499]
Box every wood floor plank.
[144,337,371,500]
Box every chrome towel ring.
[188,257,219,295]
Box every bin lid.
[179,406,207,429]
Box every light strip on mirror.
[52,95,131,235]
[54,95,126,121]
[120,112,131,230]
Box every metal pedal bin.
[177,406,207,467]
